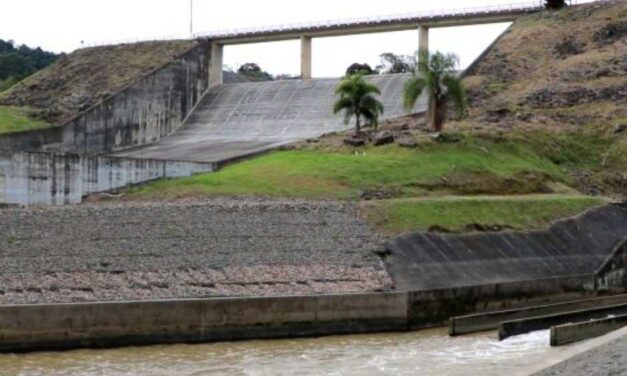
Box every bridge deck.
[198,2,543,44]
[111,74,425,163]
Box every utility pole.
[190,0,194,38]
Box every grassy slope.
[127,135,566,201]
[360,195,605,234]
[0,106,51,134]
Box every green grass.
[0,106,51,135]
[360,195,606,234]
[127,135,567,200]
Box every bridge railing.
[194,1,545,39]
[81,0,590,48]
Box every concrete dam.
[0,61,423,205]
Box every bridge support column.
[209,42,223,88]
[301,36,312,80]
[418,26,429,68]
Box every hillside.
[458,0,626,196]
[0,40,198,125]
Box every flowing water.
[0,328,572,376]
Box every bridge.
[197,1,546,85]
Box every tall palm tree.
[333,74,384,134]
[403,51,466,133]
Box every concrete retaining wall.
[550,313,627,346]
[0,43,210,154]
[0,292,409,352]
[408,274,596,329]
[0,274,606,353]
[0,150,214,205]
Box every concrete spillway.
[111,74,425,163]
[385,204,627,291]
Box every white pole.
[190,0,194,37]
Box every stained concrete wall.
[0,274,609,352]
[408,275,597,328]
[0,292,409,352]
[0,43,210,154]
[0,150,214,205]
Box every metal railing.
[194,1,545,39]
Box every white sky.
[0,0,588,77]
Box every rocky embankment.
[0,199,391,304]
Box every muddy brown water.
[0,328,573,376]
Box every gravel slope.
[0,199,391,304]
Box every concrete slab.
[110,74,426,163]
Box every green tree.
[346,63,376,76]
[376,52,415,74]
[403,51,466,133]
[333,74,384,134]
[545,0,566,9]
[237,63,273,82]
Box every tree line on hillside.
[231,52,417,83]
[0,39,60,91]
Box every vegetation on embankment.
[126,132,577,201]
[360,195,605,234]
[458,1,626,196]
[0,106,51,134]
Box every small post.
[209,42,223,88]
[301,36,312,80]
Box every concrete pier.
[301,36,312,79]
[209,42,224,87]
[418,25,429,65]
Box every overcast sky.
[1,0,585,77]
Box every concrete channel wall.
[550,314,627,346]
[0,150,214,205]
[449,294,627,336]
[0,43,210,154]
[0,274,602,353]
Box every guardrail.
[194,1,545,39]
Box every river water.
[0,328,571,376]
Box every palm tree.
[333,74,384,134]
[403,51,466,133]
